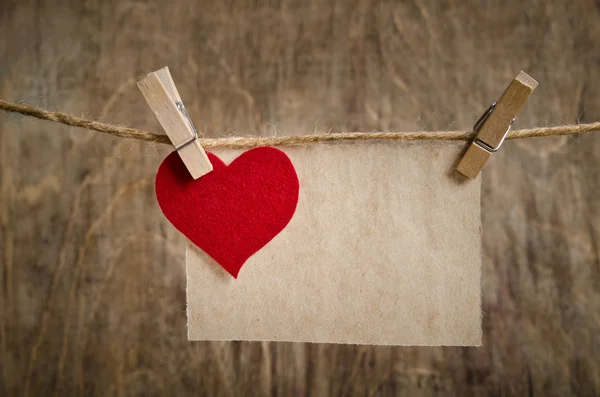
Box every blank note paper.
[186,141,481,346]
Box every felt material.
[186,142,482,345]
[155,146,299,278]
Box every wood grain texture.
[1,0,600,396]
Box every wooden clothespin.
[137,67,212,179]
[456,71,538,179]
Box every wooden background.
[1,0,599,395]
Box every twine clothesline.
[1,99,599,149]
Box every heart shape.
[155,147,300,278]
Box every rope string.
[1,99,599,149]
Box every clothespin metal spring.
[175,101,198,151]
[472,102,515,153]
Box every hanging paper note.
[183,141,481,346]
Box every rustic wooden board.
[1,0,599,395]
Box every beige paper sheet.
[187,141,481,345]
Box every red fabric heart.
[155,147,299,278]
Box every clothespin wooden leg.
[456,71,538,179]
[137,67,213,179]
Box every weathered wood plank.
[1,0,599,396]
